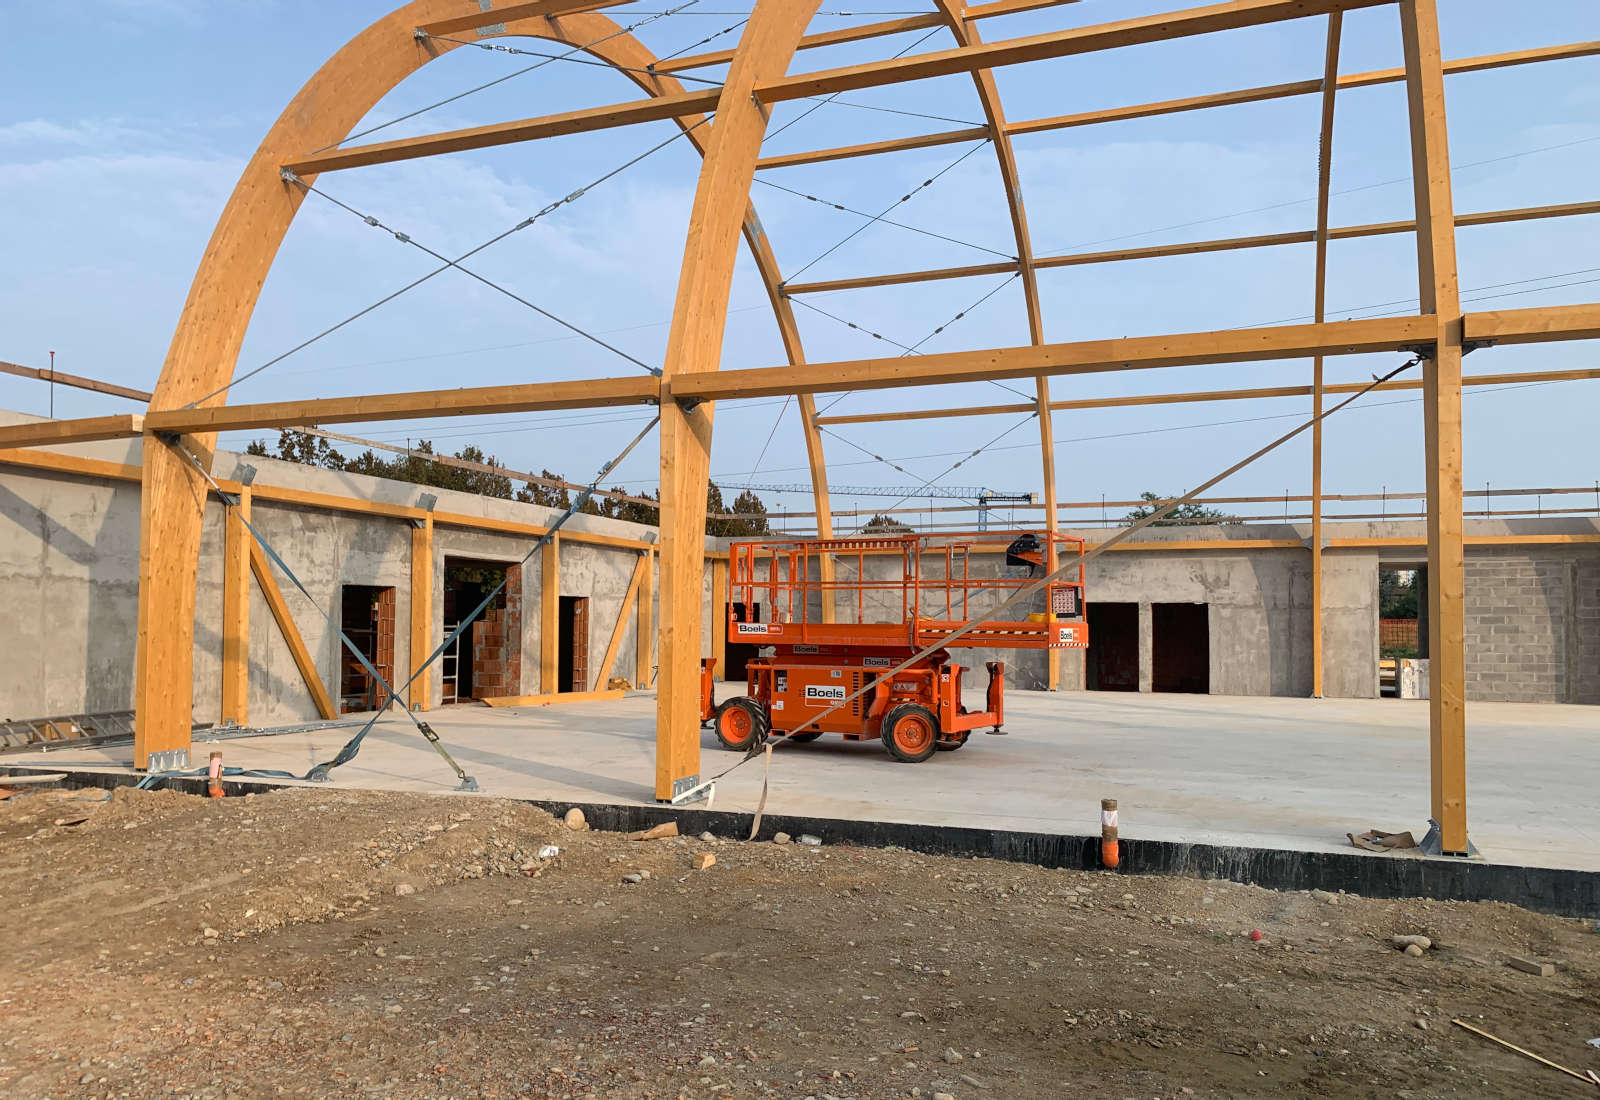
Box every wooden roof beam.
[757,126,990,171]
[142,375,659,435]
[1464,304,1600,345]
[415,0,631,37]
[671,315,1435,401]
[756,0,1391,105]
[659,0,1083,74]
[769,38,1600,173]
[283,88,722,175]
[815,366,1600,426]
[0,414,145,451]
[787,198,1600,295]
[0,360,153,403]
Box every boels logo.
[803,685,846,702]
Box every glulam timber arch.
[84,0,1600,851]
[133,0,829,769]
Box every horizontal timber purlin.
[815,365,1600,426]
[283,88,723,176]
[141,375,660,435]
[415,0,630,37]
[0,414,144,451]
[289,0,1385,178]
[756,126,993,172]
[656,0,1081,74]
[670,315,1435,401]
[1465,303,1600,344]
[768,38,1600,171]
[0,360,153,402]
[785,197,1600,296]
[755,0,1394,105]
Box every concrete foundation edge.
[11,767,1597,919]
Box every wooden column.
[1310,12,1342,699]
[655,0,823,801]
[637,550,654,689]
[1401,0,1469,853]
[409,515,433,711]
[220,485,251,726]
[710,556,729,678]
[540,534,560,693]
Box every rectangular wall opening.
[559,595,589,693]
[1152,602,1209,694]
[1378,565,1424,697]
[338,584,395,714]
[442,558,521,703]
[1087,601,1139,691]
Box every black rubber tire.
[713,697,769,752]
[935,730,970,752]
[881,703,940,763]
[786,730,825,744]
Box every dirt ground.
[0,784,1596,1099]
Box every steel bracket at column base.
[1418,818,1479,859]
[145,748,190,772]
[663,773,703,804]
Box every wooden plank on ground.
[481,688,627,708]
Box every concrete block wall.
[1465,549,1600,704]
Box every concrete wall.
[1465,548,1600,704]
[0,412,678,727]
[2,409,1596,720]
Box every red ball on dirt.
[1249,929,1264,942]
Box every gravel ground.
[0,783,1596,1099]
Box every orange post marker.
[1100,797,1119,868]
[207,751,225,799]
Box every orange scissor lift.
[702,531,1089,762]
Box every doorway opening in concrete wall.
[1378,565,1425,698]
[1152,603,1209,694]
[559,596,589,693]
[338,585,395,713]
[441,558,522,704]
[724,601,763,682]
[1087,602,1139,691]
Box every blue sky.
[3,0,1596,527]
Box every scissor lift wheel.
[713,697,768,752]
[881,702,940,763]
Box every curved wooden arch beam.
[932,0,1062,688]
[131,0,817,767]
[655,1,824,802]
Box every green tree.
[1379,569,1419,619]
[1122,491,1236,527]
[861,513,913,533]
[705,485,772,537]
[246,428,346,470]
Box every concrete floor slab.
[11,690,1598,872]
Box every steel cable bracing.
[784,139,997,282]
[762,27,945,144]
[650,17,751,64]
[307,1,705,156]
[185,117,709,408]
[755,177,1012,258]
[420,31,729,87]
[837,411,1040,530]
[291,177,660,375]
